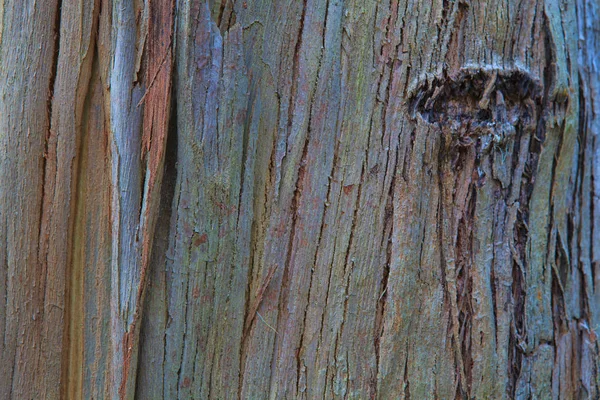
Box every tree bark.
[0,0,598,399]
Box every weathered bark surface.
[0,1,61,399]
[0,0,598,399]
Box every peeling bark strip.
[138,3,252,398]
[107,0,174,398]
[0,0,598,399]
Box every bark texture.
[0,0,598,399]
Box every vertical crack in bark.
[274,0,308,199]
[136,87,178,398]
[175,279,191,400]
[36,5,63,362]
[108,0,175,396]
[373,19,403,390]
[312,129,342,389]
[373,154,396,399]
[293,2,331,394]
[459,186,475,393]
[237,86,256,388]
[39,0,62,252]
[216,0,227,27]
[272,122,310,394]
[332,159,365,396]
[438,134,469,396]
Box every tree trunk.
[0,0,598,398]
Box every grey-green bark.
[0,0,598,399]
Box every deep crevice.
[373,143,398,399]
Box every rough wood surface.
[0,0,598,398]
[0,1,61,398]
